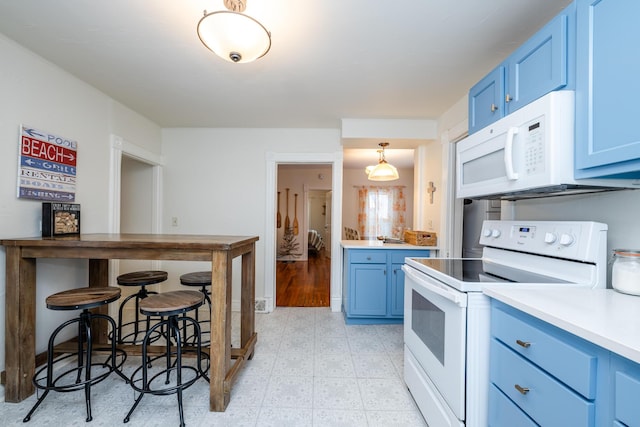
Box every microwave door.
[457,126,523,198]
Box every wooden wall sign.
[18,125,77,202]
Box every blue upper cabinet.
[468,3,575,134]
[505,9,573,113]
[574,0,640,178]
[469,65,505,133]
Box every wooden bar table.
[1,233,258,412]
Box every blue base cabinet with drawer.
[342,248,429,324]
[574,0,640,179]
[490,300,640,427]
[489,301,610,426]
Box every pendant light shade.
[366,142,400,181]
[197,1,271,63]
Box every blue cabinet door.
[611,354,640,427]
[575,0,640,178]
[468,65,505,134]
[390,263,405,316]
[505,9,573,114]
[349,263,387,316]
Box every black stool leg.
[124,319,157,424]
[23,317,80,422]
[171,316,186,427]
[82,312,93,422]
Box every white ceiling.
[0,0,571,167]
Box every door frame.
[264,151,343,313]
[108,134,164,286]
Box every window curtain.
[357,186,406,239]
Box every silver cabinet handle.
[516,339,531,348]
[515,384,530,395]
[505,94,512,103]
[490,103,498,112]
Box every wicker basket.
[404,230,437,246]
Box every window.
[357,186,406,239]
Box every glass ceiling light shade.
[367,142,400,181]
[197,0,271,63]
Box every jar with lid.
[611,249,640,296]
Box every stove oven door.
[403,264,468,424]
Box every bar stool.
[124,290,209,427]
[116,270,168,345]
[179,271,212,345]
[23,286,128,423]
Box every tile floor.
[1,307,427,426]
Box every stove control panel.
[479,220,608,262]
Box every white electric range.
[402,220,608,427]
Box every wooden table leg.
[241,244,256,353]
[89,259,110,344]
[4,247,36,402]
[209,250,232,411]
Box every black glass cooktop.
[408,258,568,284]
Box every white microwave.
[456,91,639,200]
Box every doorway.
[264,152,343,313]
[108,135,163,285]
[275,167,332,307]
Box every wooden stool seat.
[117,270,168,286]
[125,290,208,426]
[178,272,212,346]
[179,271,212,286]
[46,286,121,310]
[24,286,127,423]
[140,290,204,317]
[115,270,167,345]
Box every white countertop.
[484,285,640,364]
[340,239,438,251]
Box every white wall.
[161,128,342,306]
[0,34,162,392]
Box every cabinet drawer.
[488,383,537,427]
[490,339,595,426]
[390,250,430,264]
[349,250,386,264]
[492,305,597,399]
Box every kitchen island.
[341,240,437,324]
[1,233,258,412]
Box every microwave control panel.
[523,116,545,176]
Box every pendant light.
[366,142,399,181]
[197,0,271,64]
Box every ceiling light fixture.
[366,142,399,181]
[197,0,271,64]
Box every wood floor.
[276,250,331,307]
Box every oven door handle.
[404,266,467,307]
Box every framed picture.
[42,202,81,237]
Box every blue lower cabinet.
[490,338,595,426]
[611,354,640,427]
[489,300,609,427]
[342,248,429,324]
